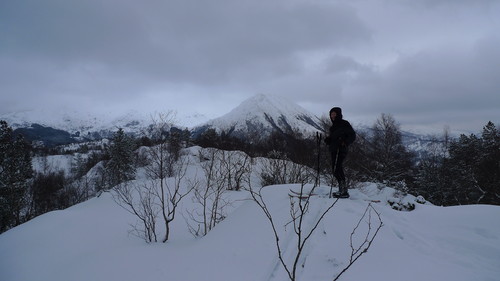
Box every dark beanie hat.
[329,107,343,120]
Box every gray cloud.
[0,0,370,81]
[0,0,372,116]
[340,35,500,132]
[0,0,499,133]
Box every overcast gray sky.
[1,0,499,134]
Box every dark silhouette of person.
[324,107,356,198]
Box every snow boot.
[332,192,350,199]
[332,181,349,198]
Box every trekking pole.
[315,132,322,187]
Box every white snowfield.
[1,181,499,281]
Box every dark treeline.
[1,116,498,233]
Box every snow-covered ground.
[1,179,499,281]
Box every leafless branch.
[333,203,383,281]
[248,183,338,281]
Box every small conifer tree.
[105,128,136,188]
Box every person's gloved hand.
[339,137,346,147]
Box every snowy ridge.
[1,109,109,131]
[0,109,154,138]
[1,184,498,281]
[197,94,323,138]
[2,94,326,144]
[1,146,499,281]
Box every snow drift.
[1,188,499,281]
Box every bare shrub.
[248,183,383,281]
[259,150,314,186]
[114,155,195,243]
[186,148,252,237]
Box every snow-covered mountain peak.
[236,94,309,117]
[197,94,323,138]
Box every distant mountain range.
[1,109,153,140]
[1,94,438,154]
[1,94,324,146]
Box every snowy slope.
[0,109,156,139]
[1,108,206,138]
[195,94,323,138]
[1,109,115,132]
[1,150,499,281]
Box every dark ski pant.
[331,146,347,185]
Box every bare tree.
[187,148,226,236]
[219,150,252,191]
[67,173,93,205]
[114,111,194,243]
[333,203,382,281]
[114,181,160,243]
[248,183,383,281]
[369,113,415,185]
[156,156,195,242]
[144,112,177,178]
[259,150,314,187]
[186,148,252,237]
[248,183,334,281]
[141,112,195,242]
[114,155,195,243]
[287,184,338,281]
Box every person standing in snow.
[324,107,356,198]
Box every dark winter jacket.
[324,108,356,152]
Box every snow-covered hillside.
[194,94,323,138]
[0,107,208,138]
[0,108,154,140]
[1,147,499,281]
